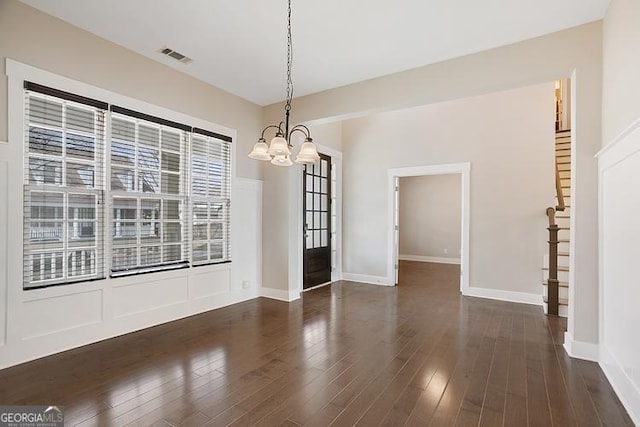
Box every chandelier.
[248,0,319,166]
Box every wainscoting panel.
[21,290,103,339]
[598,118,640,425]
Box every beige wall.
[602,0,640,143]
[0,0,263,180]
[399,174,461,261]
[343,84,554,294]
[263,22,602,345]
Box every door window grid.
[304,158,330,249]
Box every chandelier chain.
[285,0,293,111]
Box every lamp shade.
[271,154,293,166]
[294,139,320,164]
[267,136,291,156]
[248,140,271,161]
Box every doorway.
[397,174,462,286]
[387,163,470,293]
[303,153,332,289]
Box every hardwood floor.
[0,260,632,426]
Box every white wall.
[399,174,461,263]
[341,84,554,297]
[598,0,640,423]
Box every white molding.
[563,332,599,362]
[388,162,471,290]
[463,286,542,306]
[259,287,297,302]
[399,254,461,264]
[597,115,640,425]
[595,117,640,159]
[600,346,640,426]
[341,273,394,286]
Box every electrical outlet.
[444,248,448,254]
[242,280,250,289]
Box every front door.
[303,153,331,289]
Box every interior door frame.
[291,144,343,298]
[387,162,470,293]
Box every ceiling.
[21,0,610,106]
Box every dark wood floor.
[0,261,632,426]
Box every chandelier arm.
[288,126,311,140]
[260,124,284,140]
[290,124,311,137]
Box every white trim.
[301,281,332,292]
[341,273,394,286]
[595,117,640,159]
[259,287,294,302]
[399,254,461,264]
[596,114,640,425]
[600,347,640,426]
[463,286,542,306]
[388,162,470,292]
[563,332,599,362]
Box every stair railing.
[545,157,565,316]
[546,207,560,315]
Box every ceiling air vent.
[159,47,193,64]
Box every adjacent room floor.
[0,261,632,426]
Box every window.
[22,82,232,290]
[23,83,107,289]
[109,108,190,276]
[191,130,232,265]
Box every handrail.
[555,161,565,211]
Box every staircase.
[543,129,571,317]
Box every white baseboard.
[399,254,461,264]
[260,287,297,302]
[341,273,394,286]
[462,286,542,306]
[600,346,640,426]
[563,332,599,362]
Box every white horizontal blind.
[23,84,107,289]
[109,109,190,277]
[191,130,232,265]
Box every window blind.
[191,129,232,265]
[109,106,190,277]
[23,83,107,289]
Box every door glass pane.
[321,159,328,177]
[306,212,313,230]
[313,230,320,249]
[321,195,328,211]
[306,193,313,210]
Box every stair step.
[542,266,569,272]
[543,296,569,305]
[559,252,569,257]
[542,281,569,288]
[556,129,571,133]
